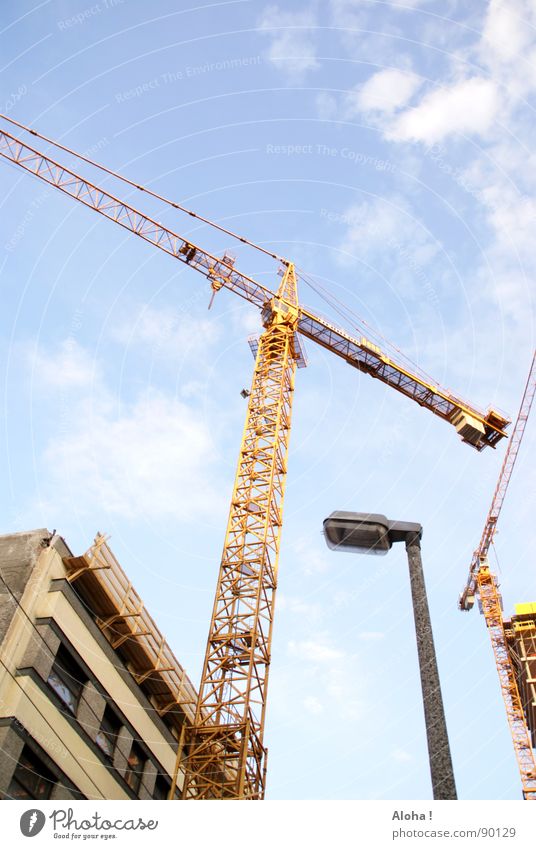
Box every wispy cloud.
[282,632,364,722]
[291,536,331,575]
[325,2,536,146]
[288,637,344,663]
[30,339,99,389]
[331,195,440,274]
[27,338,225,523]
[113,304,222,364]
[392,746,412,762]
[387,77,499,144]
[350,68,423,117]
[258,5,319,81]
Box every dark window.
[124,742,146,794]
[95,706,122,758]
[153,773,171,800]
[47,645,86,714]
[7,746,56,800]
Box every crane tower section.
[460,351,536,612]
[182,266,299,798]
[477,567,536,799]
[504,605,536,751]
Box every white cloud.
[326,3,536,148]
[316,91,338,121]
[461,173,536,326]
[481,0,534,65]
[332,196,439,271]
[392,746,412,762]
[29,336,225,524]
[278,594,324,622]
[288,638,344,663]
[352,68,423,116]
[31,339,98,389]
[477,0,536,104]
[303,695,324,715]
[359,631,385,641]
[259,6,319,80]
[329,0,367,28]
[278,632,364,723]
[291,536,331,575]
[44,389,223,521]
[387,77,499,144]
[113,304,221,364]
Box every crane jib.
[0,118,517,799]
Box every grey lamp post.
[323,511,457,801]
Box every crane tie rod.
[0,112,287,265]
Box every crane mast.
[182,266,299,798]
[460,351,536,611]
[459,352,536,800]
[0,119,511,799]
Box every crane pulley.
[0,116,511,798]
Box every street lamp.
[323,511,457,801]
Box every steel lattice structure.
[459,352,536,799]
[460,351,536,610]
[182,266,298,798]
[477,565,536,799]
[0,119,511,799]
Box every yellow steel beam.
[182,265,299,799]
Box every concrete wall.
[0,530,48,644]
[0,530,181,801]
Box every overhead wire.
[0,580,105,802]
[0,563,169,799]
[1,113,470,394]
[296,265,446,389]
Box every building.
[0,529,198,800]
[504,603,536,748]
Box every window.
[153,773,172,800]
[124,741,146,794]
[47,645,86,714]
[7,745,56,800]
[95,706,122,758]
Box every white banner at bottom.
[2,800,534,849]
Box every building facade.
[505,603,536,748]
[0,529,197,801]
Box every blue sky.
[1,0,535,800]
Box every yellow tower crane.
[459,351,536,799]
[0,118,510,799]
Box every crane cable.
[296,265,446,388]
[0,113,286,264]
